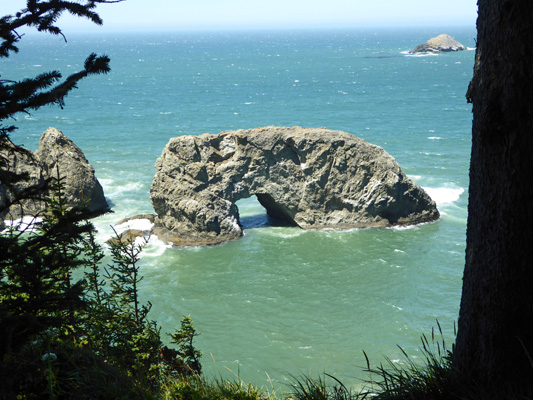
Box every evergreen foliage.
[0,5,120,395]
[0,172,92,360]
[0,2,204,398]
[166,315,203,377]
[1,171,204,398]
[0,0,121,137]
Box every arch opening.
[235,195,296,230]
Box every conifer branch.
[1,1,124,58]
[0,1,120,136]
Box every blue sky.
[2,0,477,32]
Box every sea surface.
[4,27,475,393]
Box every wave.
[114,218,154,234]
[404,52,439,58]
[1,215,168,260]
[403,47,475,56]
[101,180,145,196]
[260,226,305,239]
[93,215,171,258]
[138,236,172,258]
[2,216,43,233]
[424,186,464,206]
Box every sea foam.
[96,216,170,257]
[424,187,464,206]
[114,218,154,234]
[2,216,43,233]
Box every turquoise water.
[5,27,474,391]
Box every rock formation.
[0,139,48,220]
[150,126,439,246]
[409,34,467,54]
[1,127,109,221]
[36,127,108,212]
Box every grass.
[11,322,533,399]
[359,329,454,399]
[285,322,456,400]
[161,374,271,400]
[13,325,454,400]
[286,373,360,400]
[285,322,532,400]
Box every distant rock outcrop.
[1,127,109,221]
[409,34,467,53]
[150,126,439,246]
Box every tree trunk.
[454,0,533,394]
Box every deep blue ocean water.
[4,27,475,392]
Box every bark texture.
[454,0,533,393]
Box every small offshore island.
[409,34,467,54]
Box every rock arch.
[150,126,439,246]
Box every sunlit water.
[5,27,475,392]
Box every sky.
[1,0,478,32]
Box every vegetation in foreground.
[2,182,525,400]
[0,174,202,398]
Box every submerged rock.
[150,126,439,246]
[1,127,109,220]
[108,214,156,245]
[409,34,467,53]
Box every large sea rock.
[35,127,108,212]
[409,34,467,54]
[1,127,109,221]
[150,126,439,246]
[0,138,48,219]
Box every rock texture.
[150,126,439,246]
[409,34,467,54]
[0,139,48,219]
[1,127,109,220]
[36,127,108,212]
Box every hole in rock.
[235,196,294,230]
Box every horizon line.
[20,23,477,36]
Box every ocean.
[4,27,475,392]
